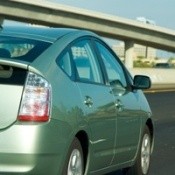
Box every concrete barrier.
[129,68,175,89]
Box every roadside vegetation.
[133,56,175,68]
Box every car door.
[95,40,142,164]
[69,38,117,171]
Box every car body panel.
[112,90,142,164]
[0,58,29,69]
[0,85,23,129]
[76,82,117,171]
[0,26,78,43]
[0,120,72,174]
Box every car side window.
[96,42,127,87]
[57,51,72,77]
[70,40,103,84]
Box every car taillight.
[18,72,51,122]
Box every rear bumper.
[0,119,72,174]
[0,153,60,174]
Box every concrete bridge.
[0,0,175,69]
[0,0,175,88]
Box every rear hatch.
[0,61,28,129]
[0,32,51,129]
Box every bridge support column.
[125,41,134,69]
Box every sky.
[49,0,175,30]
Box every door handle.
[115,99,124,112]
[84,96,93,107]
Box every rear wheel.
[123,126,151,175]
[62,138,84,175]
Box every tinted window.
[58,52,72,77]
[0,36,51,62]
[71,40,103,84]
[96,42,127,87]
[0,65,27,85]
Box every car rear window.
[0,36,51,62]
[0,65,27,85]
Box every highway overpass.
[0,0,175,69]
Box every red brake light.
[18,72,51,122]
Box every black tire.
[123,126,152,175]
[62,137,84,175]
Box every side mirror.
[133,75,151,90]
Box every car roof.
[0,26,80,43]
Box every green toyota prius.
[0,26,154,175]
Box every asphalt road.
[146,91,175,175]
[107,90,175,175]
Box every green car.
[0,26,154,175]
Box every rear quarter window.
[0,36,51,62]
